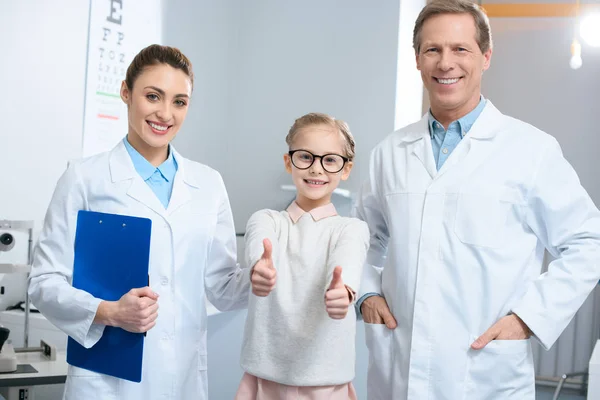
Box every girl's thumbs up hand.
[251,239,277,297]
[325,266,351,319]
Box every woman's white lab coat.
[356,101,600,399]
[28,140,250,400]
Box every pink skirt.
[235,372,358,400]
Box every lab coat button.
[161,277,169,285]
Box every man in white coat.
[355,1,600,399]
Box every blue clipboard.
[66,210,152,382]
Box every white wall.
[484,17,600,378]
[0,0,89,314]
[0,3,90,399]
[395,0,426,130]
[169,0,404,232]
[228,0,404,230]
[163,0,241,187]
[0,0,89,231]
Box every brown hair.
[286,113,356,161]
[413,0,492,54]
[125,44,194,90]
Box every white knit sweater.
[240,203,370,386]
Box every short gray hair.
[413,0,493,54]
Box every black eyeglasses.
[288,149,349,173]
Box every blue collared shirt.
[429,97,487,170]
[123,138,178,208]
[356,98,487,314]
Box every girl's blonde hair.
[286,113,356,161]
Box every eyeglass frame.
[287,149,350,173]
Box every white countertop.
[0,350,67,387]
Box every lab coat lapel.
[435,134,472,180]
[433,101,506,182]
[166,149,195,215]
[127,177,166,217]
[109,141,167,217]
[401,116,437,180]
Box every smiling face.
[120,63,192,164]
[283,123,353,211]
[416,12,492,124]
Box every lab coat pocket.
[465,339,534,400]
[455,185,517,248]
[63,365,119,400]
[482,338,530,354]
[364,323,394,400]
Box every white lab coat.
[28,140,250,400]
[356,101,600,400]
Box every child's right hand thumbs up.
[251,239,277,297]
[325,266,350,319]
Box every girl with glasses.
[235,112,369,400]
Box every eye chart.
[82,0,162,157]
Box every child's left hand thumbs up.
[325,266,351,319]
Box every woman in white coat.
[28,45,250,400]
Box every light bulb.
[580,13,600,48]
[570,54,583,69]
